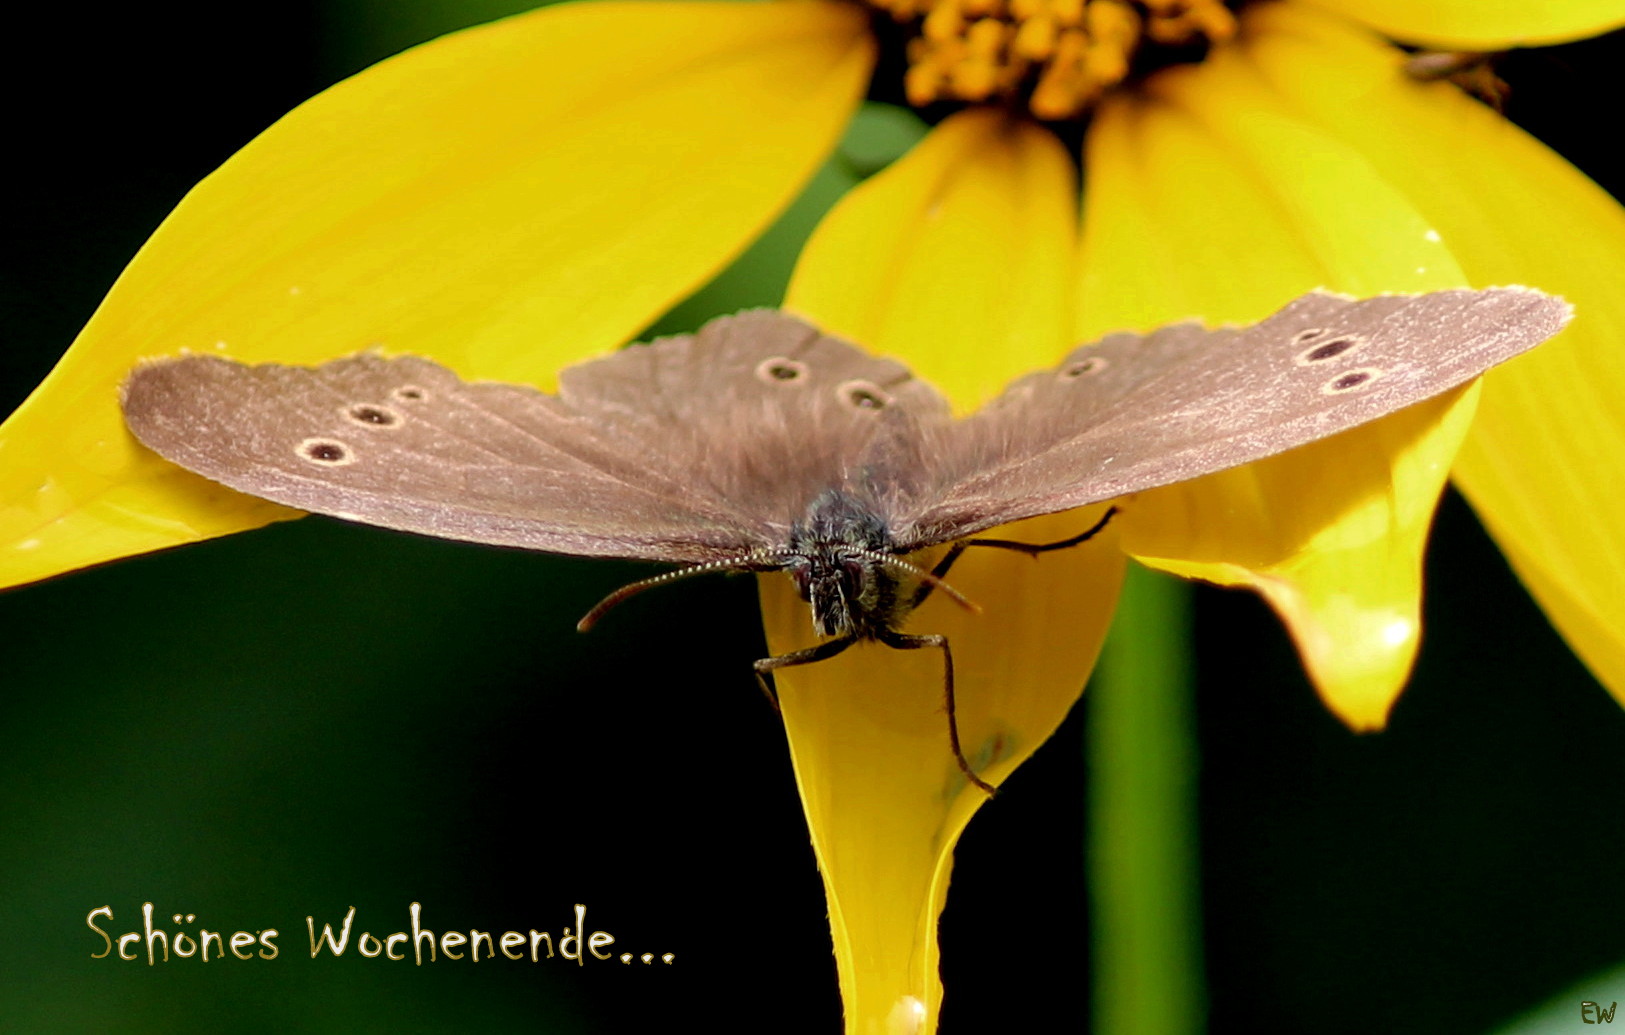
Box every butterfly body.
[120,288,1572,793]
[784,488,908,639]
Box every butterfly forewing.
[122,311,952,561]
[892,287,1571,548]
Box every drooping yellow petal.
[782,108,1119,1035]
[1076,4,1484,728]
[1245,1,1625,709]
[1302,0,1625,49]
[0,0,873,590]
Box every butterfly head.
[784,489,902,640]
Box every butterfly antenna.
[577,550,785,632]
[855,549,980,615]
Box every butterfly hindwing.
[556,309,951,533]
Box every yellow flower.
[4,2,1624,1032]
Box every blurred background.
[3,2,1623,1031]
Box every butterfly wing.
[555,308,950,535]
[893,287,1571,547]
[121,310,951,563]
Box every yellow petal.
[782,109,1120,1033]
[759,512,1120,1035]
[1301,0,1625,49]
[0,0,874,590]
[1077,4,1483,728]
[788,108,1078,410]
[1246,2,1625,709]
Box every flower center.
[870,0,1237,119]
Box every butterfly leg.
[752,636,857,714]
[965,503,1118,557]
[908,505,1119,611]
[875,629,996,796]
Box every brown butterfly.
[121,287,1570,792]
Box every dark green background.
[4,3,1622,1031]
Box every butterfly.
[121,287,1570,793]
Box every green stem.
[1090,564,1205,1034]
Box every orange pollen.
[873,0,1237,119]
